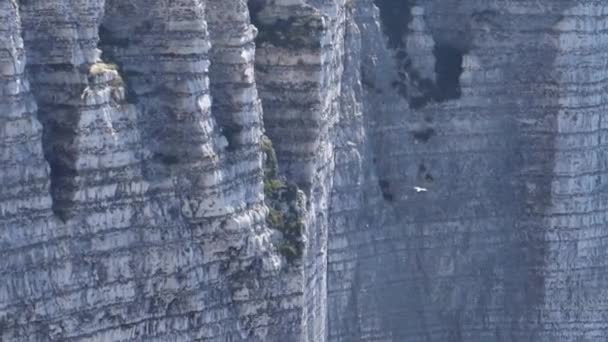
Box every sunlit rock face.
[2,0,608,341]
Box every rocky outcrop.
[3,0,608,341]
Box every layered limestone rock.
[2,0,284,341]
[0,1,52,219]
[251,1,349,340]
[328,0,608,341]
[0,2,58,339]
[18,0,146,220]
[3,0,608,341]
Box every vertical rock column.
[207,0,262,151]
[102,1,283,340]
[205,0,267,228]
[18,0,147,220]
[10,2,198,341]
[252,0,347,340]
[0,1,52,219]
[538,3,608,340]
[253,1,334,187]
[206,0,298,340]
[0,3,54,339]
[100,0,234,220]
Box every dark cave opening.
[43,113,80,221]
[412,127,436,143]
[373,0,412,49]
[221,124,243,152]
[371,0,467,108]
[433,44,464,100]
[248,0,323,50]
[378,179,395,202]
[248,0,265,20]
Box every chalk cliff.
[2,0,608,341]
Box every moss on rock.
[261,135,306,264]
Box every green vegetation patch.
[261,135,306,263]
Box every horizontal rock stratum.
[2,0,608,341]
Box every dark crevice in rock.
[374,0,412,49]
[220,124,243,152]
[390,46,465,109]
[418,163,427,174]
[98,25,134,48]
[434,44,464,100]
[153,153,180,166]
[378,179,394,202]
[250,9,323,49]
[42,110,80,221]
[412,127,436,142]
[373,1,465,109]
[418,163,434,183]
[17,3,80,220]
[97,25,139,105]
[248,0,266,22]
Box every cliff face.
[329,1,608,341]
[2,0,608,341]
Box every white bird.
[413,186,428,193]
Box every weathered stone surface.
[2,0,608,341]
[328,1,608,341]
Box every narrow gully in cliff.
[374,0,465,108]
[433,44,465,101]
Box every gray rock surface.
[2,0,608,341]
